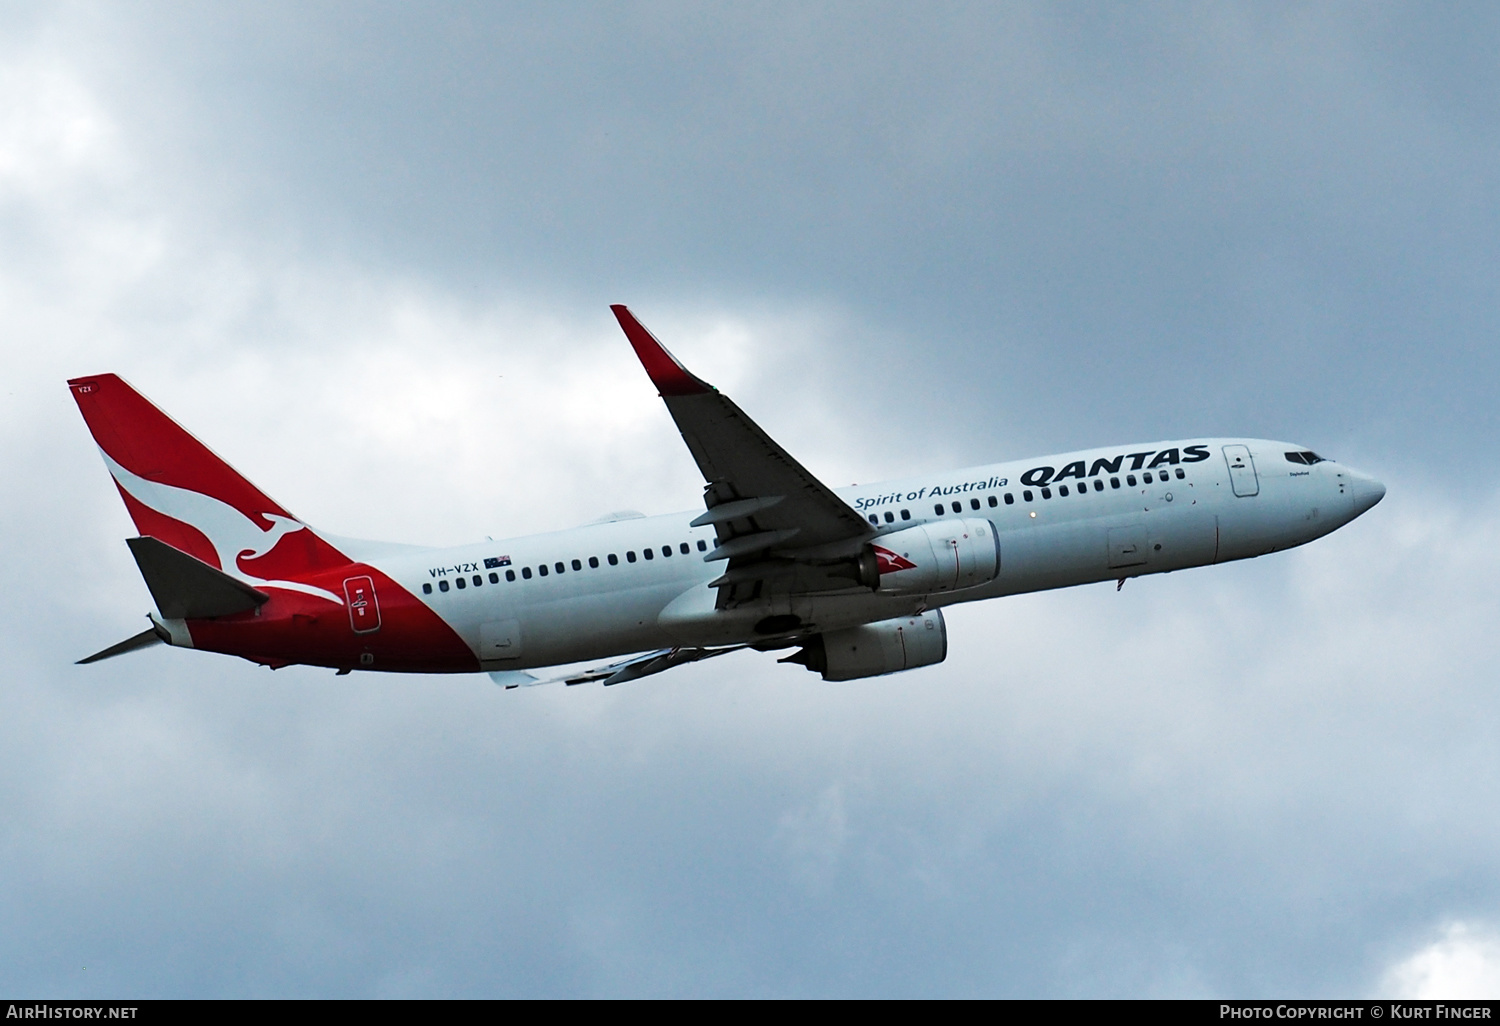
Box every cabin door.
[343,575,381,634]
[1223,444,1260,497]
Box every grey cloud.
[38,2,1499,471]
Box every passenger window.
[538,565,548,577]
[423,583,433,594]
[1022,490,1033,502]
[1127,475,1137,486]
[884,511,894,523]
[1110,477,1120,489]
[697,540,708,551]
[589,557,599,568]
[506,570,516,581]
[1175,468,1185,480]
[951,501,961,513]
[1094,479,1104,491]
[1041,487,1052,499]
[934,503,944,515]
[643,548,654,560]
[1059,485,1069,496]
[608,554,619,565]
[1005,493,1015,505]
[968,498,979,510]
[550,562,561,574]
[1143,472,1153,483]
[473,575,482,587]
[456,577,466,589]
[988,495,998,507]
[439,579,450,592]
[522,567,532,579]
[489,572,499,584]
[627,551,637,562]
[680,543,689,554]
[868,514,878,525]
[661,546,671,557]
[572,559,582,571]
[901,509,911,520]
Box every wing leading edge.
[610,305,877,607]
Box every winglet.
[610,305,714,396]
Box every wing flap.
[495,646,745,689]
[666,391,871,547]
[577,645,743,686]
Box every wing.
[490,646,744,689]
[610,305,877,608]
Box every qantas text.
[1020,445,1211,488]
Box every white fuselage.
[367,438,1383,672]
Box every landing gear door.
[343,575,381,634]
[1223,444,1260,497]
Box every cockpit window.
[1285,451,1328,465]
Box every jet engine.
[781,610,947,681]
[872,518,999,594]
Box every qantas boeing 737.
[72,306,1385,686]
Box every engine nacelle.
[784,610,947,681]
[872,518,999,594]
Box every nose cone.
[1347,468,1386,517]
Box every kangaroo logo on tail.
[70,374,352,608]
[101,454,343,604]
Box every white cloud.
[0,47,120,195]
[0,41,863,555]
[1381,922,1500,999]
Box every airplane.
[71,305,1386,687]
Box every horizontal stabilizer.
[77,623,165,664]
[127,536,270,619]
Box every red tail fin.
[68,374,351,583]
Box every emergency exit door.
[343,575,381,634]
[1223,444,1260,497]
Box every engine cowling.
[872,518,999,594]
[784,610,947,681]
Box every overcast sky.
[4,1,1500,997]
